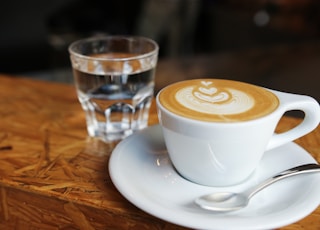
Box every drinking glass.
[69,36,159,142]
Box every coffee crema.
[159,79,279,122]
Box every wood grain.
[0,74,319,229]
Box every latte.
[158,79,279,122]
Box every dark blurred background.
[1,0,320,96]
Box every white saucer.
[109,125,320,230]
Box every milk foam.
[159,79,279,122]
[176,81,254,115]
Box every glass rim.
[68,35,159,62]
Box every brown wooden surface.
[0,74,319,229]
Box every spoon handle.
[248,163,320,199]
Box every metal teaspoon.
[195,163,320,212]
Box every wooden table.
[0,74,319,229]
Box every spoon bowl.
[196,192,248,211]
[195,163,320,212]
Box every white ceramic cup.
[156,79,320,186]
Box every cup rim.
[68,35,159,61]
[156,88,281,126]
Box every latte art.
[176,81,254,115]
[194,85,231,103]
[159,79,279,122]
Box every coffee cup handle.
[266,90,320,151]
